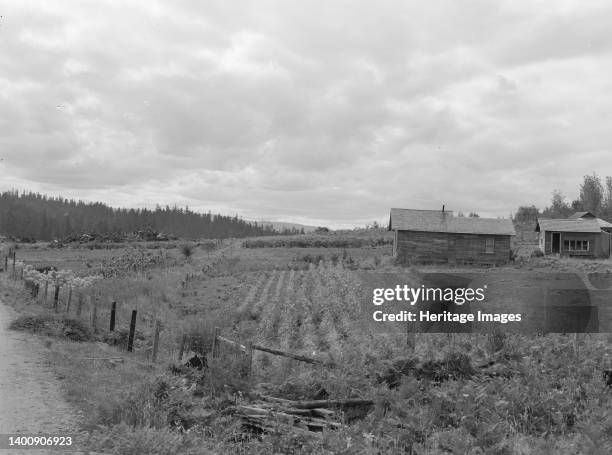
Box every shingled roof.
[389,208,516,236]
[536,217,612,233]
[535,218,604,233]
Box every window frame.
[563,239,589,252]
[484,237,495,254]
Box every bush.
[530,249,544,258]
[180,244,194,259]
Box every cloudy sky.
[1,1,611,227]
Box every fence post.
[20,268,23,281]
[178,334,187,361]
[127,310,137,352]
[12,253,16,279]
[44,281,49,304]
[212,327,220,358]
[247,341,253,376]
[66,287,73,313]
[152,320,161,363]
[4,255,6,272]
[53,285,60,312]
[90,296,97,330]
[76,292,83,317]
[109,301,117,331]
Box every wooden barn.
[388,208,516,265]
[535,212,612,258]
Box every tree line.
[0,190,302,241]
[514,173,612,223]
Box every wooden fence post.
[212,327,220,358]
[109,301,117,331]
[12,253,16,279]
[178,334,187,361]
[76,293,83,317]
[20,268,23,281]
[66,287,73,313]
[53,285,60,312]
[152,320,161,363]
[127,310,137,352]
[44,281,49,304]
[90,296,97,330]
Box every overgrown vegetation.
[5,239,612,454]
[243,234,392,249]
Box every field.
[4,235,612,454]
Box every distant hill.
[255,220,318,233]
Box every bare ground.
[0,299,82,450]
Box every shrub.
[180,244,194,259]
[531,249,544,258]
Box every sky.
[1,0,612,228]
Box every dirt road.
[0,301,81,437]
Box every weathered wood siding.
[394,230,512,265]
[541,231,607,257]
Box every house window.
[484,238,495,254]
[563,240,589,251]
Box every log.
[258,395,373,410]
[235,406,341,430]
[252,344,329,365]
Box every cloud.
[1,0,611,227]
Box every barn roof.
[389,208,516,236]
[535,218,607,233]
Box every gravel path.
[0,300,82,452]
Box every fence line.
[3,252,330,374]
[4,262,171,364]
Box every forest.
[0,190,293,241]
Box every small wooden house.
[535,212,612,258]
[388,208,516,265]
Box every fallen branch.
[252,344,331,366]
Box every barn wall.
[395,231,511,265]
[395,231,449,264]
[451,233,511,265]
